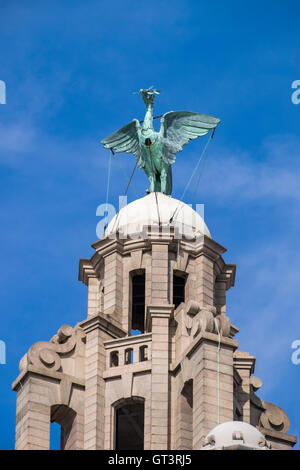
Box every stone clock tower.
[12,193,296,450]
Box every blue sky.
[0,0,300,449]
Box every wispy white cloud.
[198,133,300,203]
[0,121,36,154]
[230,239,300,396]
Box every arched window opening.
[131,272,145,334]
[173,272,186,309]
[110,351,119,367]
[115,400,144,450]
[178,380,193,449]
[125,348,133,365]
[139,345,148,362]
[51,405,76,450]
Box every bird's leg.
[149,175,155,193]
[144,165,155,194]
[145,175,155,193]
[160,163,172,195]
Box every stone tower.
[12,192,296,450]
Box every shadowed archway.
[114,398,145,450]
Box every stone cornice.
[79,312,127,339]
[233,350,256,374]
[92,237,125,257]
[176,235,227,261]
[216,263,236,289]
[104,332,152,349]
[259,426,297,445]
[146,304,174,331]
[79,232,234,291]
[12,366,85,392]
[103,361,152,380]
[170,330,238,374]
[78,258,97,285]
[86,231,228,262]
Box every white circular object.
[201,421,270,450]
[105,193,211,240]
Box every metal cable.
[169,130,213,225]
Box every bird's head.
[134,86,161,106]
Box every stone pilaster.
[147,305,173,449]
[15,375,50,450]
[190,332,237,449]
[195,254,214,307]
[150,243,169,305]
[233,351,256,423]
[103,251,123,323]
[214,274,227,315]
[80,313,126,450]
[87,276,100,316]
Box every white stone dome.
[105,192,211,240]
[201,421,271,450]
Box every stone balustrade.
[104,333,152,371]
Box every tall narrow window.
[131,273,145,334]
[125,348,133,365]
[110,351,119,367]
[139,345,148,362]
[115,401,144,450]
[173,273,186,309]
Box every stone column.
[80,313,126,450]
[195,254,214,307]
[148,305,173,450]
[214,274,227,315]
[87,276,100,316]
[103,251,123,323]
[151,243,169,305]
[191,333,237,449]
[15,375,51,450]
[81,314,107,450]
[233,351,256,423]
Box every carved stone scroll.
[22,325,85,372]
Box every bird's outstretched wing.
[160,111,220,164]
[101,119,143,165]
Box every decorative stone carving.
[20,324,85,372]
[250,375,262,391]
[215,314,231,337]
[259,401,290,434]
[248,377,291,434]
[184,300,233,338]
[191,309,214,338]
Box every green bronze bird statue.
[101,87,220,196]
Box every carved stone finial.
[259,401,290,433]
[22,325,85,373]
[184,300,234,339]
